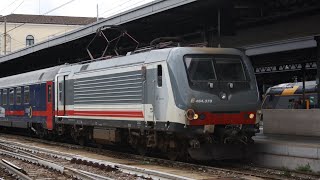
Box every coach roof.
[0,65,63,89]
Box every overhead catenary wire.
[0,0,26,26]
[1,37,26,55]
[106,0,148,16]
[79,0,135,25]
[80,0,149,25]
[1,0,151,55]
[37,0,147,42]
[0,0,21,14]
[11,0,24,14]
[100,0,134,16]
[0,0,77,36]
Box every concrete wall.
[252,138,320,172]
[0,23,81,55]
[263,109,320,136]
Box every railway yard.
[0,1,320,179]
[0,133,318,180]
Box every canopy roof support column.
[316,36,320,108]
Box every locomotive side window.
[184,57,216,81]
[16,87,21,105]
[59,82,62,102]
[0,90,2,105]
[9,88,14,105]
[48,85,52,102]
[3,89,7,105]
[157,65,162,87]
[24,86,30,104]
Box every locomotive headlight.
[193,113,199,120]
[220,92,227,100]
[249,113,255,119]
[186,109,195,120]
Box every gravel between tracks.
[0,167,16,180]
[0,155,70,179]
[1,133,320,180]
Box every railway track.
[0,159,32,180]
[0,134,319,180]
[0,137,193,180]
[0,146,115,180]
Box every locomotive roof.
[58,47,244,74]
[0,47,245,89]
[266,81,317,95]
[0,65,64,89]
[58,48,173,74]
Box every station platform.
[251,132,320,172]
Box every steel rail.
[0,140,74,160]
[0,148,115,180]
[0,139,193,180]
[66,167,113,180]
[1,135,319,180]
[0,160,32,180]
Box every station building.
[0,14,96,55]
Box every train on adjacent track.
[262,81,319,109]
[0,46,260,160]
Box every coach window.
[0,90,1,105]
[3,89,7,105]
[157,65,162,87]
[16,87,21,105]
[24,86,30,104]
[9,88,14,105]
[48,85,52,102]
[59,82,63,102]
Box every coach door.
[142,66,154,122]
[56,74,68,116]
[46,82,54,130]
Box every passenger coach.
[0,66,63,137]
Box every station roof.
[243,36,318,57]
[0,0,198,66]
[0,0,319,77]
[242,35,319,68]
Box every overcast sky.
[0,0,155,17]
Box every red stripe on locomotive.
[189,111,256,125]
[56,110,144,118]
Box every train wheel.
[167,148,179,161]
[137,145,147,156]
[78,136,86,146]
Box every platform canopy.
[0,0,320,77]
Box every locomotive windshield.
[184,57,216,81]
[184,56,246,82]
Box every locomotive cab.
[167,48,260,159]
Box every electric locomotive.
[0,47,260,160]
[262,81,319,109]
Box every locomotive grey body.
[0,47,260,160]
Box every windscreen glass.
[184,56,246,82]
[184,57,216,81]
[215,58,246,81]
